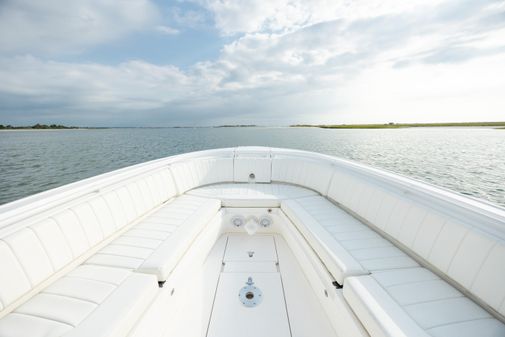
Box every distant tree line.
[0,123,78,129]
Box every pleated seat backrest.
[170,154,234,194]
[271,152,335,195]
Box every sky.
[0,0,504,126]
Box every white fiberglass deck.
[0,147,505,337]
[205,234,335,337]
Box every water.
[1,127,504,208]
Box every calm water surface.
[1,127,504,207]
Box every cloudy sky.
[0,0,504,126]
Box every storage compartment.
[234,147,272,183]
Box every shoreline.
[2,124,505,131]
[290,122,505,129]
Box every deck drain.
[239,277,262,307]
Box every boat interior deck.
[1,147,505,337]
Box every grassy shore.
[291,122,505,129]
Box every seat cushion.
[187,183,318,207]
[327,167,505,320]
[282,196,418,284]
[0,265,158,337]
[344,268,505,337]
[86,195,221,281]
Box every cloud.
[0,56,190,107]
[0,0,504,126]
[198,0,445,35]
[170,6,210,29]
[0,0,160,54]
[156,25,180,35]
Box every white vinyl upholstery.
[282,196,418,284]
[282,193,505,335]
[272,154,335,195]
[344,268,505,337]
[169,157,234,194]
[187,183,318,207]
[0,265,158,337]
[86,195,221,280]
[0,167,175,324]
[327,168,505,319]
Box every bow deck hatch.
[206,234,336,337]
